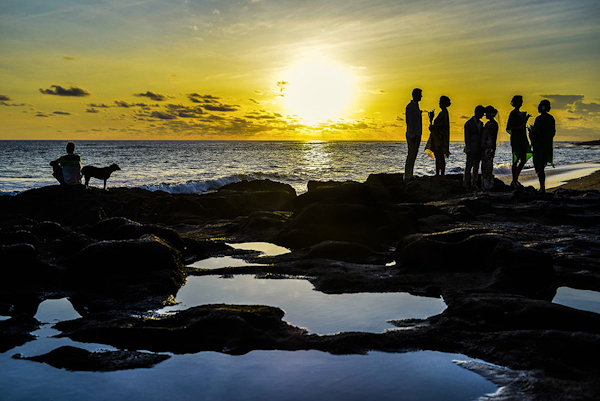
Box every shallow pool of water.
[188,242,290,269]
[552,286,600,314]
[226,242,290,257]
[0,297,497,401]
[157,275,447,334]
[0,348,497,401]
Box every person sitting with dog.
[50,141,82,186]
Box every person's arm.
[464,121,472,153]
[406,103,416,137]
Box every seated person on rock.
[50,141,82,186]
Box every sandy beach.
[498,162,600,191]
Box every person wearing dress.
[424,95,451,176]
[481,106,499,190]
[506,95,532,188]
[529,100,555,193]
[404,88,423,180]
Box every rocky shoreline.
[1,173,599,400]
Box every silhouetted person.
[463,105,485,190]
[404,88,423,180]
[50,141,81,185]
[481,105,499,190]
[425,95,451,176]
[529,100,555,193]
[506,95,532,188]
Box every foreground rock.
[16,346,170,371]
[55,304,307,355]
[1,177,599,400]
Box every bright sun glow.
[283,60,354,124]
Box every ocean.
[1,140,599,195]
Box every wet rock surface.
[1,176,599,400]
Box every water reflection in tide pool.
[553,287,600,314]
[0,295,497,400]
[158,275,447,334]
[188,242,290,269]
[0,349,497,401]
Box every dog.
[81,163,121,190]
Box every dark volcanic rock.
[436,293,600,332]
[17,345,170,371]
[366,173,468,203]
[66,235,185,303]
[55,304,307,355]
[397,232,556,299]
[0,243,57,289]
[279,181,417,249]
[86,217,186,251]
[302,241,392,264]
[0,314,39,352]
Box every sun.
[282,60,354,124]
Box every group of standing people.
[404,89,556,192]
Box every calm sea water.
[1,140,599,195]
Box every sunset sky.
[1,0,599,141]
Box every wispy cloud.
[134,91,173,101]
[39,85,91,97]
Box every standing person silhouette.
[481,105,499,190]
[506,95,532,188]
[529,100,555,193]
[463,105,485,190]
[404,88,423,180]
[50,141,82,185]
[425,95,451,176]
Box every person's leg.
[405,137,419,179]
[538,168,546,193]
[464,154,473,188]
[52,165,65,185]
[472,156,480,189]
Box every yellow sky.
[1,0,599,141]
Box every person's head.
[474,105,486,119]
[510,95,523,108]
[439,95,451,108]
[485,105,498,119]
[538,99,551,113]
[66,141,76,153]
[412,88,422,102]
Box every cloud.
[540,94,584,110]
[203,103,239,112]
[2,101,30,107]
[573,101,600,115]
[35,112,51,117]
[39,85,91,97]
[0,94,11,101]
[86,108,100,113]
[188,93,221,103]
[150,111,178,120]
[276,81,288,93]
[115,100,152,108]
[134,91,173,101]
[63,56,80,61]
[164,103,205,118]
[53,111,71,115]
[360,88,387,95]
[87,103,112,108]
[187,93,238,111]
[249,99,261,104]
[253,90,263,95]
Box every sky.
[1,0,599,141]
